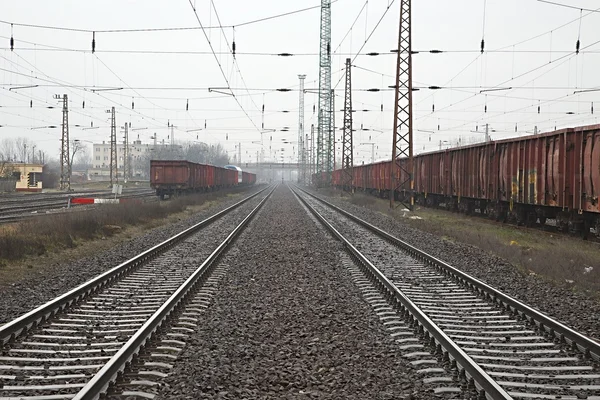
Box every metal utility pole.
[238,142,242,164]
[107,107,118,185]
[316,0,333,186]
[56,94,70,190]
[390,0,414,210]
[298,74,306,184]
[123,122,129,181]
[330,88,334,171]
[310,124,315,182]
[342,58,353,192]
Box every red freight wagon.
[150,160,194,199]
[327,124,600,238]
[242,171,257,185]
[151,160,255,199]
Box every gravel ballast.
[309,189,600,341]
[0,186,265,325]
[156,185,434,399]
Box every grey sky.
[1,0,599,164]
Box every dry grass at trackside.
[340,190,600,296]
[0,188,253,268]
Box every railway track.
[293,186,600,400]
[0,185,274,400]
[0,189,157,224]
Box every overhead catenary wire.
[0,2,342,34]
[187,0,261,134]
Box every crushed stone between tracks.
[156,185,435,400]
[0,187,265,325]
[310,189,600,342]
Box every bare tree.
[0,137,34,162]
[0,139,16,161]
[133,141,230,179]
[70,140,91,171]
[14,137,32,162]
[0,161,15,178]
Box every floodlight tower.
[316,0,333,186]
[390,0,414,209]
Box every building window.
[96,156,100,160]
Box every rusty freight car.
[331,124,600,238]
[150,160,256,199]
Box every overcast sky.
[1,0,599,164]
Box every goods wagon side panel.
[469,147,478,198]
[571,130,583,211]
[425,153,435,195]
[440,152,448,196]
[546,137,560,206]
[450,152,458,196]
[490,146,498,201]
[537,136,546,205]
[583,130,600,213]
[467,147,475,198]
[354,164,363,190]
[416,156,426,195]
[151,162,190,186]
[498,145,508,202]
[523,140,530,204]
[510,141,520,206]
[478,146,488,199]
[208,165,215,187]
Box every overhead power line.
[537,0,600,12]
[187,0,261,133]
[0,2,341,34]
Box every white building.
[88,140,183,179]
[88,139,152,178]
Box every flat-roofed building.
[2,163,44,192]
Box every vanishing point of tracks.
[0,185,274,400]
[292,186,600,400]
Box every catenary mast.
[316,0,333,186]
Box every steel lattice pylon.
[390,0,414,209]
[342,58,353,192]
[123,122,129,181]
[109,107,118,186]
[316,0,333,186]
[57,94,70,191]
[297,74,306,184]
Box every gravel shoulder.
[308,188,600,341]
[156,184,429,400]
[0,186,265,325]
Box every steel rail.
[298,186,600,362]
[291,186,512,399]
[74,184,276,400]
[0,185,271,346]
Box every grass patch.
[0,187,256,268]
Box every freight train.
[150,160,256,199]
[327,124,600,239]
